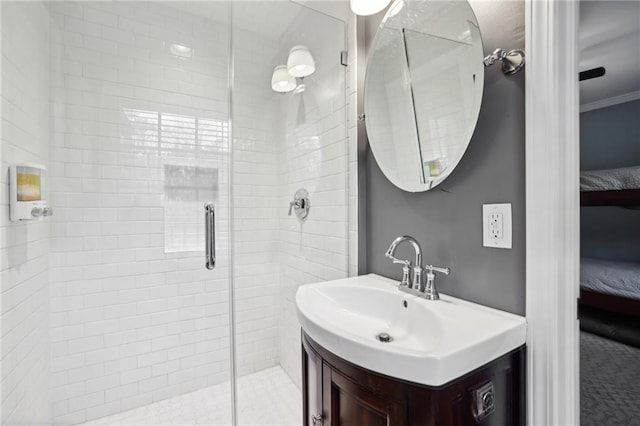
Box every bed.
[580,257,640,349]
[579,167,640,343]
[580,166,640,206]
[580,257,640,319]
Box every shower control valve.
[288,199,304,215]
[288,188,310,220]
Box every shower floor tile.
[81,366,301,426]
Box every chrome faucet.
[385,236,423,291]
[385,236,450,300]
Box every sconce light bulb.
[350,0,391,16]
[271,65,296,93]
[287,46,316,78]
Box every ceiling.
[172,1,302,40]
[579,0,640,106]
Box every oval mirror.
[364,0,484,192]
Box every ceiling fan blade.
[579,67,606,81]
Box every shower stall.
[0,1,350,424]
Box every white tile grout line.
[80,366,301,426]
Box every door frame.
[525,0,580,424]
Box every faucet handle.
[385,253,412,287]
[422,265,450,301]
[385,251,406,265]
[425,265,450,275]
[397,260,412,288]
[288,200,300,216]
[390,257,410,266]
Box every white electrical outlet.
[489,212,503,239]
[483,203,512,249]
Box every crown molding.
[580,90,640,113]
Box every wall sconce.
[287,46,316,78]
[271,65,297,93]
[350,0,391,16]
[271,45,316,93]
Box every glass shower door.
[231,2,348,425]
[45,2,235,424]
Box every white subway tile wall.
[0,2,53,424]
[47,3,233,423]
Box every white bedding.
[581,257,640,300]
[580,166,640,192]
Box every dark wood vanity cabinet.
[302,332,525,426]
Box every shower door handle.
[205,203,216,270]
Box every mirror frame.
[364,0,485,192]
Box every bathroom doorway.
[577,1,640,424]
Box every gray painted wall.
[360,1,526,315]
[581,100,640,262]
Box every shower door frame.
[225,3,238,425]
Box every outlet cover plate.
[483,203,512,249]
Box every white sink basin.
[296,274,526,386]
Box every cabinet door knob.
[312,414,323,425]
